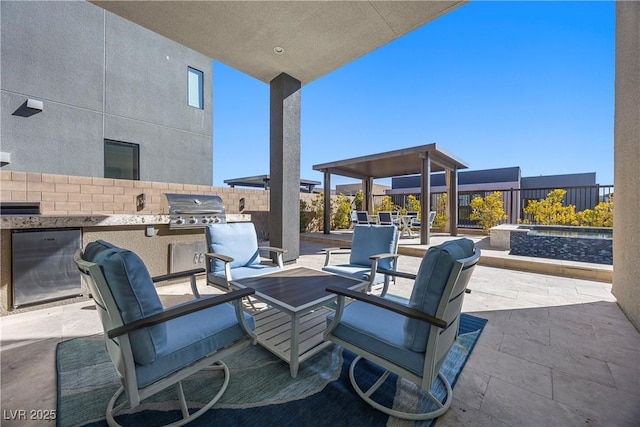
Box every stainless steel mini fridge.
[11,228,83,308]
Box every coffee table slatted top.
[230,267,365,314]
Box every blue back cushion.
[403,238,475,352]
[83,240,166,365]
[205,223,260,271]
[349,225,398,270]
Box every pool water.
[526,228,612,240]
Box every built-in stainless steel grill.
[164,193,226,229]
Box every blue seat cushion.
[322,264,386,284]
[83,240,165,365]
[349,225,398,271]
[208,264,282,285]
[404,238,475,352]
[205,223,260,271]
[136,302,255,388]
[327,300,424,377]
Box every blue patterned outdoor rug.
[56,313,487,427]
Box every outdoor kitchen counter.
[0,213,251,229]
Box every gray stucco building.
[1,1,213,185]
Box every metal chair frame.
[74,251,256,427]
[325,247,481,420]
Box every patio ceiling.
[89,1,466,85]
[312,143,469,180]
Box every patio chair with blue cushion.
[74,240,256,426]
[322,224,399,296]
[204,222,286,291]
[324,238,480,420]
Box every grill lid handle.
[174,209,223,215]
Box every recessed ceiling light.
[273,46,284,54]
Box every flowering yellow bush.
[374,196,397,214]
[433,194,448,229]
[576,194,613,227]
[523,189,578,225]
[470,191,508,231]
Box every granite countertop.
[0,213,251,229]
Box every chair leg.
[348,356,453,421]
[105,361,230,427]
[247,296,258,311]
[175,381,189,418]
[190,275,201,298]
[380,275,390,297]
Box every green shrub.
[308,192,326,231]
[333,194,353,229]
[299,199,309,232]
[354,190,364,211]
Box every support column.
[364,177,374,212]
[270,73,301,263]
[613,2,640,331]
[323,171,331,234]
[420,154,431,245]
[446,168,458,236]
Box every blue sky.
[212,1,615,188]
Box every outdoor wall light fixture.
[273,46,284,54]
[26,98,44,111]
[0,152,10,166]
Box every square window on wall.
[187,67,204,109]
[104,139,139,180]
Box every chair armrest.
[107,288,255,339]
[258,246,287,254]
[376,267,417,281]
[325,285,447,329]
[322,247,352,266]
[367,253,401,296]
[369,253,400,261]
[322,247,351,252]
[151,268,206,283]
[258,246,286,268]
[205,252,234,263]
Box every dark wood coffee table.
[230,266,366,378]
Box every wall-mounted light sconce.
[239,197,245,212]
[26,98,43,111]
[0,152,10,166]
